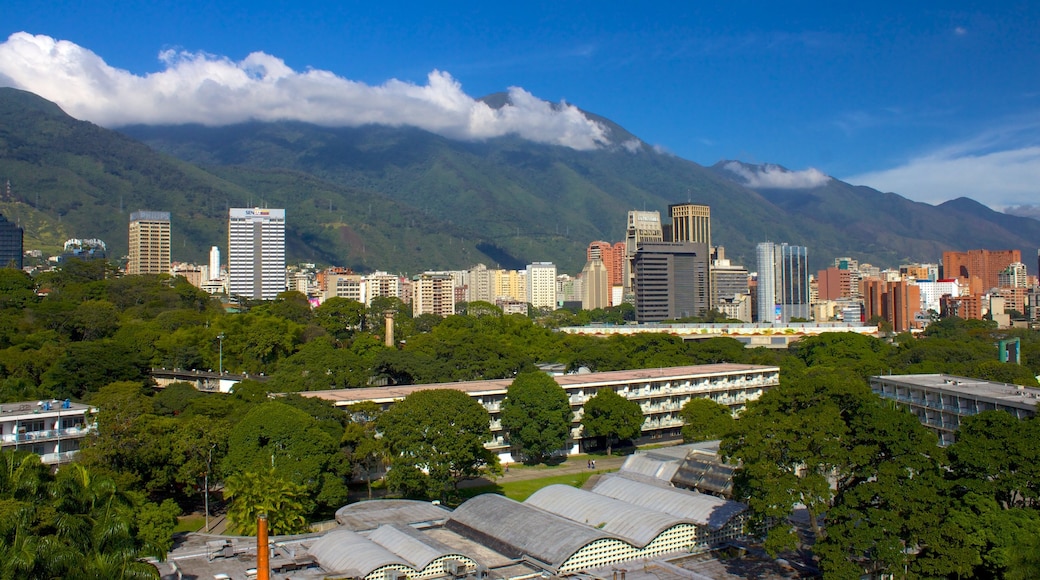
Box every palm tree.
[224,469,309,535]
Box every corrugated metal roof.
[335,499,451,531]
[524,485,683,547]
[619,453,680,481]
[591,473,746,531]
[369,524,461,570]
[446,493,614,570]
[307,529,407,576]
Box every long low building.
[160,476,751,580]
[300,363,780,462]
[558,322,879,348]
[870,373,1040,446]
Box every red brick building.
[942,249,1021,295]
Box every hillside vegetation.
[3,87,1040,272]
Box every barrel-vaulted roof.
[446,493,615,570]
[368,524,469,570]
[618,452,680,481]
[591,473,746,530]
[307,529,407,577]
[524,485,684,547]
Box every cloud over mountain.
[0,32,609,150]
[720,161,831,189]
[846,145,1040,209]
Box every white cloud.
[0,32,610,150]
[722,161,831,189]
[846,146,1040,209]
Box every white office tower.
[526,262,558,310]
[208,246,221,280]
[228,208,286,300]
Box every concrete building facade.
[228,208,286,300]
[623,211,664,296]
[668,203,711,247]
[412,272,456,317]
[302,363,780,463]
[526,262,557,310]
[633,242,710,322]
[127,210,171,275]
[943,249,1022,295]
[870,374,1039,446]
[0,399,96,465]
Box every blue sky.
[3,1,1040,209]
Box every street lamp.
[217,333,225,375]
[204,444,214,533]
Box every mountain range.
[1,86,1038,275]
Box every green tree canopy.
[377,389,497,500]
[679,398,734,443]
[580,388,643,455]
[223,401,341,511]
[500,371,572,464]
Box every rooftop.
[871,374,1040,411]
[0,399,92,418]
[300,363,778,405]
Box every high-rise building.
[208,246,221,280]
[526,262,558,310]
[319,267,363,303]
[623,211,664,296]
[466,264,494,303]
[710,258,749,309]
[756,242,810,323]
[228,208,285,301]
[861,278,921,332]
[581,258,609,310]
[365,272,402,305]
[0,212,23,270]
[633,242,710,322]
[127,211,171,275]
[816,267,853,301]
[997,262,1029,288]
[942,249,1022,295]
[668,204,711,247]
[586,241,625,302]
[412,272,456,317]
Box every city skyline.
[3,3,1040,210]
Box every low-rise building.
[869,374,1039,446]
[0,399,96,465]
[301,363,779,463]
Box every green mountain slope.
[3,87,1038,274]
[0,88,495,271]
[712,161,1040,272]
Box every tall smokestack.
[257,513,270,580]
[384,310,395,347]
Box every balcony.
[39,450,81,465]
[0,425,93,445]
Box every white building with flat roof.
[526,262,557,310]
[870,374,1039,446]
[0,399,96,465]
[228,208,285,300]
[301,363,779,463]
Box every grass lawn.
[173,514,206,534]
[459,470,607,502]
